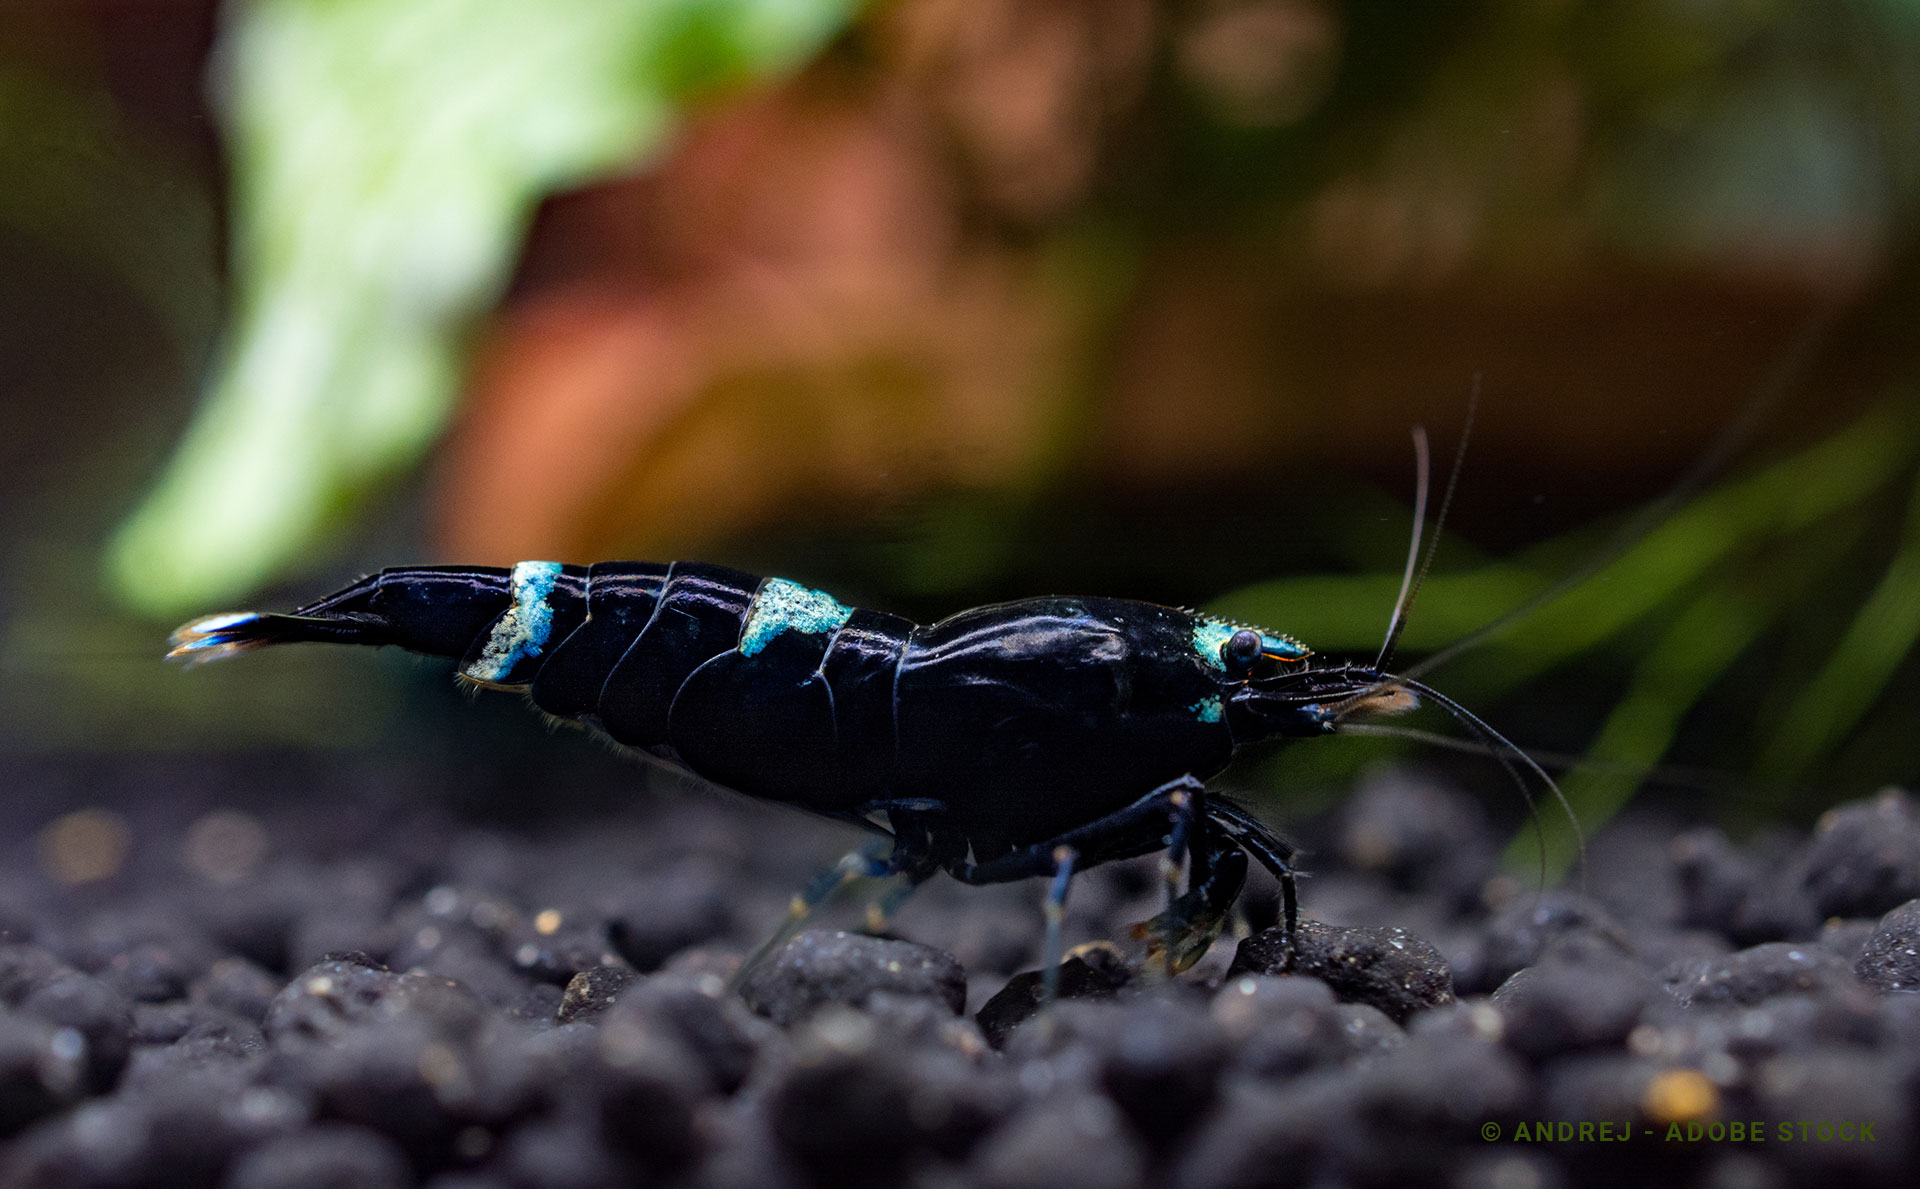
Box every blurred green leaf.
[1510,525,1853,877]
[107,0,861,618]
[1757,461,1920,791]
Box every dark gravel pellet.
[122,1012,264,1083]
[1669,941,1856,1007]
[766,1006,1004,1184]
[506,925,624,987]
[1340,1020,1534,1184]
[5,1099,171,1188]
[604,860,735,973]
[1668,828,1745,906]
[92,940,200,1004]
[1854,898,1920,992]
[413,940,543,1012]
[1748,1052,1910,1180]
[1228,919,1454,1023]
[1798,790,1920,919]
[1098,1002,1227,1147]
[1333,1003,1407,1059]
[555,965,639,1023]
[1470,894,1636,993]
[589,1029,704,1172]
[267,1019,478,1163]
[974,942,1133,1045]
[191,956,285,1024]
[488,1116,631,1189]
[1818,916,1882,963]
[740,931,966,1026]
[1173,1074,1349,1189]
[227,1123,414,1189]
[970,1092,1147,1189]
[17,972,133,1092]
[1537,1051,1668,1124]
[267,954,491,1046]
[130,999,202,1044]
[1002,994,1227,1150]
[0,1009,88,1136]
[507,982,565,1023]
[682,1106,806,1189]
[597,973,771,1095]
[1210,975,1355,1077]
[3,1068,307,1188]
[0,947,73,1008]
[1336,774,1499,907]
[1670,826,1813,944]
[1453,1151,1570,1189]
[1491,954,1659,1060]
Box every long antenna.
[1374,427,1430,670]
[1396,675,1586,886]
[1375,375,1479,673]
[1338,722,1733,794]
[1399,309,1836,685]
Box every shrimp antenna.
[1393,675,1587,885]
[1374,427,1429,671]
[1338,722,1732,794]
[1374,377,1478,673]
[1399,308,1835,685]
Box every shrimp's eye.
[1222,629,1263,672]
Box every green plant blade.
[1758,462,1920,790]
[107,0,860,618]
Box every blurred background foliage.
[3,0,1919,869]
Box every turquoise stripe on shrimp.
[462,561,564,683]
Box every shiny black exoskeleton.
[171,560,1419,972]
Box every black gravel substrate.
[4,761,1920,1188]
